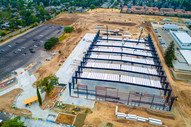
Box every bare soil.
[0,89,32,117]
[40,87,63,110]
[18,8,191,127]
[84,101,185,127]
[100,21,137,26]
[56,113,75,125]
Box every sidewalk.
[56,33,96,108]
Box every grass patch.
[74,113,87,127]
[59,33,70,42]
[56,113,75,125]
[0,30,10,34]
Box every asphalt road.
[0,26,31,41]
[0,25,65,80]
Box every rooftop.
[180,50,191,65]
[164,24,178,30]
[173,31,191,44]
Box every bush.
[64,26,74,33]
[188,25,191,30]
[44,37,59,50]
[90,4,96,10]
[2,116,24,127]
[1,31,6,36]
[31,22,38,28]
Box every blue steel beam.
[100,38,148,44]
[79,65,166,78]
[77,68,168,90]
[87,50,158,59]
[72,75,171,92]
[92,44,155,52]
[83,57,162,68]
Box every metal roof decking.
[80,71,162,88]
[92,47,153,57]
[96,41,151,50]
[85,62,158,75]
[70,32,173,111]
[90,54,155,65]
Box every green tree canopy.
[1,31,6,36]
[37,86,42,105]
[44,37,59,50]
[90,4,96,10]
[64,26,74,33]
[2,116,24,127]
[164,41,175,67]
[36,75,59,95]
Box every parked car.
[33,45,37,48]
[29,48,33,51]
[8,45,12,47]
[36,43,41,46]
[17,49,21,52]
[0,49,5,52]
[30,50,35,53]
[13,51,18,54]
[15,42,20,44]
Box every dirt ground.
[40,87,63,110]
[0,89,32,117]
[51,103,92,115]
[35,9,191,126]
[52,103,92,127]
[143,21,191,127]
[84,101,185,127]
[56,113,75,125]
[0,8,190,126]
[35,10,149,80]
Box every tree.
[64,26,74,33]
[59,50,61,54]
[2,116,24,127]
[90,4,96,10]
[164,41,175,67]
[188,25,191,30]
[1,31,6,36]
[44,37,59,50]
[37,86,42,105]
[36,75,59,95]
[133,0,135,5]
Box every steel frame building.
[68,31,174,111]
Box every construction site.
[0,9,191,127]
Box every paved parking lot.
[0,25,65,80]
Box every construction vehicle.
[73,106,80,111]
[72,111,76,115]
[57,102,66,109]
[84,26,89,30]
